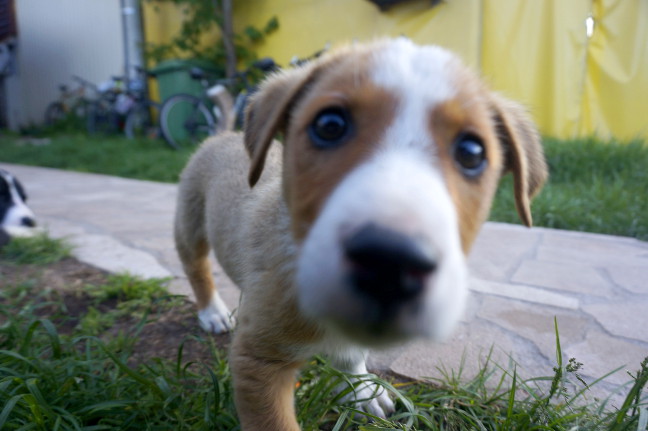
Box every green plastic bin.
[152,59,222,146]
[152,58,222,102]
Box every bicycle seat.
[253,58,277,72]
[189,67,208,80]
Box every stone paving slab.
[2,162,647,408]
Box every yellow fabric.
[143,0,648,140]
[232,0,482,67]
[481,0,592,138]
[580,0,648,139]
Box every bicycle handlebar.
[189,58,277,84]
[72,75,98,91]
[252,57,277,72]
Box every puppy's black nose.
[21,217,36,227]
[344,224,436,308]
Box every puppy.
[174,39,547,430]
[0,168,38,247]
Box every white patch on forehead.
[370,39,457,151]
[371,39,456,105]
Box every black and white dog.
[0,168,37,246]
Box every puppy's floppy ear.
[244,66,316,187]
[490,94,548,227]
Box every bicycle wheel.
[159,94,215,149]
[86,100,119,135]
[124,101,161,140]
[44,102,65,126]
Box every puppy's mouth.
[344,223,436,300]
[329,297,426,346]
[297,215,467,346]
[326,223,438,345]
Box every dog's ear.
[490,94,548,227]
[244,66,315,187]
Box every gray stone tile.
[5,162,646,406]
[565,329,648,386]
[606,264,648,294]
[40,217,89,238]
[537,229,648,268]
[167,278,193,298]
[367,345,405,372]
[468,222,541,282]
[511,260,613,296]
[470,278,580,309]
[477,295,589,360]
[71,233,172,279]
[582,301,648,343]
[170,273,240,313]
[389,322,552,384]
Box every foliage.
[0,235,647,429]
[2,133,646,240]
[79,274,177,335]
[1,278,646,429]
[0,132,193,183]
[0,292,237,429]
[143,0,279,70]
[0,233,71,265]
[489,136,648,240]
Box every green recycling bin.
[152,59,222,146]
[152,58,222,102]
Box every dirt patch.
[0,257,231,364]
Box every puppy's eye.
[309,108,351,148]
[453,134,487,177]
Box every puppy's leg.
[230,332,302,431]
[175,198,232,333]
[330,348,395,418]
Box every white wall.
[8,0,125,129]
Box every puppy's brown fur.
[175,40,547,430]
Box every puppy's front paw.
[198,294,234,334]
[338,378,395,419]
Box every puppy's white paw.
[338,378,395,419]
[198,294,234,334]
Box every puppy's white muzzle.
[296,149,467,345]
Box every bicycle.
[86,68,161,139]
[44,75,97,128]
[123,67,161,140]
[158,57,277,150]
[288,45,328,67]
[85,77,122,135]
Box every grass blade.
[0,394,26,428]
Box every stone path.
[3,162,647,406]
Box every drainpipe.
[120,0,145,87]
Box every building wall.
[8,0,125,128]
[224,0,648,140]
[233,0,483,67]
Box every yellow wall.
[233,0,482,67]
[481,0,592,138]
[141,1,222,100]
[144,0,648,140]
[142,2,221,55]
[580,0,648,139]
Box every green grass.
[0,233,72,265]
[77,273,175,336]
[1,282,647,430]
[1,235,647,429]
[0,285,238,430]
[490,136,648,240]
[1,132,646,240]
[0,132,193,183]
